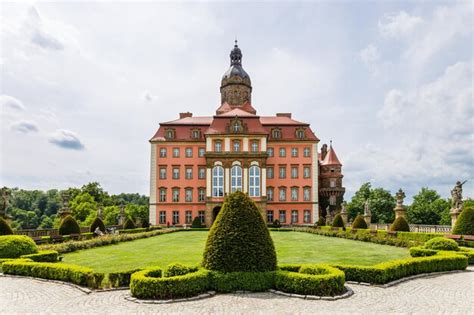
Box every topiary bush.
[332,214,345,229]
[0,235,38,258]
[90,217,106,233]
[316,217,326,227]
[272,219,281,228]
[59,215,81,235]
[409,246,438,257]
[352,215,367,229]
[202,191,277,272]
[452,206,474,236]
[425,237,459,251]
[191,217,203,228]
[0,217,14,235]
[123,218,136,230]
[390,216,410,232]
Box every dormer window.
[296,128,305,139]
[191,129,201,139]
[272,128,281,139]
[233,140,241,152]
[165,129,176,140]
[214,140,222,152]
[233,123,240,132]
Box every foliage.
[202,191,277,272]
[346,183,396,223]
[458,247,474,264]
[109,268,143,287]
[123,218,136,230]
[409,246,437,257]
[2,261,104,288]
[90,217,106,233]
[407,188,450,225]
[452,206,474,235]
[272,219,281,228]
[333,252,467,284]
[20,250,59,262]
[424,237,459,251]
[275,264,345,296]
[352,215,367,229]
[125,204,149,227]
[390,217,410,232]
[38,216,53,229]
[0,235,38,258]
[58,215,81,235]
[316,217,326,227]
[209,271,275,292]
[130,267,210,299]
[102,206,120,226]
[0,217,14,235]
[332,214,345,229]
[191,217,203,228]
[164,263,199,277]
[70,192,97,223]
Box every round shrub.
[123,218,136,230]
[316,217,326,227]
[0,217,14,235]
[272,219,281,228]
[191,217,202,228]
[90,217,106,233]
[0,235,38,258]
[59,215,81,235]
[425,237,459,251]
[202,191,277,272]
[452,206,474,236]
[390,216,410,232]
[352,215,367,229]
[332,214,345,229]
[275,264,345,296]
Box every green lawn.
[61,231,409,273]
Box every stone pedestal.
[450,208,461,227]
[364,214,371,225]
[340,212,348,225]
[394,206,406,219]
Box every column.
[224,138,230,152]
[225,168,230,194]
[149,143,157,225]
[261,168,267,196]
[243,138,249,152]
[243,167,248,193]
[206,137,212,151]
[206,168,212,197]
[261,137,267,152]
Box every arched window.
[212,166,224,197]
[231,165,242,192]
[249,165,260,197]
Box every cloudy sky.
[0,1,472,201]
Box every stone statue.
[118,204,126,225]
[340,201,348,225]
[97,206,103,220]
[58,191,71,218]
[451,180,466,211]
[341,202,347,214]
[0,187,10,217]
[396,188,405,208]
[363,200,371,216]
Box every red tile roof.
[260,116,308,125]
[321,145,342,166]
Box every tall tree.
[407,188,448,225]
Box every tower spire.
[230,40,242,66]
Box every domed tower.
[218,41,256,114]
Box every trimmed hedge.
[118,228,147,234]
[164,263,198,277]
[0,217,14,235]
[123,218,136,230]
[20,250,59,262]
[2,261,104,288]
[316,217,326,227]
[333,252,467,284]
[191,217,203,228]
[452,206,474,236]
[130,267,210,299]
[390,217,410,232]
[275,264,345,296]
[90,217,106,233]
[109,268,143,287]
[352,215,368,229]
[409,246,437,257]
[425,237,459,251]
[59,215,81,235]
[202,191,277,272]
[209,271,275,293]
[458,247,474,264]
[0,235,38,258]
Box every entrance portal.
[212,206,221,221]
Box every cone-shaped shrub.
[0,217,14,235]
[316,217,326,226]
[390,216,410,232]
[452,206,474,236]
[191,217,202,228]
[123,217,136,230]
[352,215,367,229]
[90,217,106,233]
[58,215,81,235]
[332,214,345,228]
[202,191,277,272]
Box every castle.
[149,42,345,227]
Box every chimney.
[321,144,328,160]
[276,113,292,118]
[179,112,192,119]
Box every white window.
[198,168,206,179]
[291,210,298,223]
[185,189,192,202]
[172,211,179,224]
[172,167,180,179]
[159,168,166,179]
[192,130,200,139]
[267,210,274,223]
[185,167,193,179]
[249,165,260,197]
[291,187,298,201]
[198,188,205,201]
[279,210,286,223]
[198,210,205,224]
[159,188,166,202]
[231,165,243,192]
[185,210,192,224]
[291,166,298,179]
[185,148,193,157]
[233,140,240,152]
[304,210,311,223]
[160,148,167,157]
[214,141,222,152]
[212,166,224,197]
[172,189,179,202]
[330,179,336,188]
[279,148,286,157]
[291,148,298,157]
[304,147,311,157]
[304,166,311,178]
[251,141,258,152]
[159,211,166,224]
[173,148,179,157]
[267,187,274,201]
[233,123,240,132]
[267,148,274,157]
[279,166,286,179]
[267,167,274,179]
[304,187,311,201]
[198,148,205,157]
[272,129,281,139]
[279,187,286,201]
[297,130,304,139]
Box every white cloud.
[378,11,423,38]
[48,129,85,150]
[0,95,26,111]
[10,120,39,133]
[359,44,380,75]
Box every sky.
[0,1,473,202]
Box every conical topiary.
[0,217,14,235]
[352,214,368,229]
[390,216,410,232]
[58,215,81,235]
[202,191,277,272]
[123,217,136,230]
[191,217,202,228]
[90,217,106,233]
[452,207,474,236]
[332,214,345,229]
[316,217,326,227]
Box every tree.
[126,204,149,227]
[38,216,53,229]
[407,188,448,225]
[69,192,97,223]
[452,207,474,235]
[103,206,120,226]
[346,183,395,223]
[0,217,14,235]
[81,182,109,205]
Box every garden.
[1,191,473,301]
